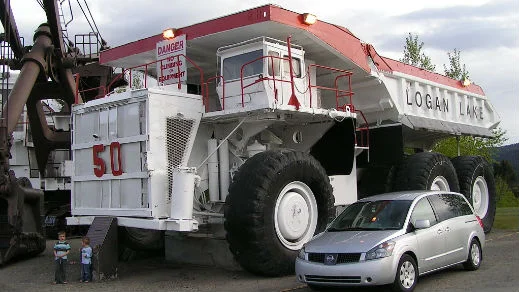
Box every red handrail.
[355,109,369,148]
[73,73,80,104]
[240,54,294,107]
[102,53,205,98]
[307,64,354,111]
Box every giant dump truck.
[66,5,499,275]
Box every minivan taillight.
[476,216,484,229]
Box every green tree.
[400,33,436,71]
[432,127,508,162]
[444,48,469,80]
[494,160,518,186]
[496,176,519,207]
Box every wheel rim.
[399,260,416,289]
[430,176,450,191]
[471,243,481,266]
[274,181,318,250]
[472,176,489,218]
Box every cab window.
[410,198,437,227]
[267,51,280,76]
[282,55,301,78]
[222,50,263,81]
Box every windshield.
[328,200,413,231]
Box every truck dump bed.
[99,5,500,145]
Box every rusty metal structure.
[0,0,117,264]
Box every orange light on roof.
[162,28,176,40]
[462,78,471,87]
[302,13,317,25]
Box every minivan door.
[409,197,444,273]
[428,194,468,267]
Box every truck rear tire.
[394,152,460,192]
[224,150,334,276]
[119,227,164,250]
[452,156,496,233]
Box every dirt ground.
[0,237,303,292]
[1,230,518,292]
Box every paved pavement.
[0,230,517,292]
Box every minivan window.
[448,194,473,216]
[410,198,437,227]
[328,200,413,231]
[428,194,469,222]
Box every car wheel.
[393,152,459,192]
[224,150,335,276]
[392,254,418,292]
[463,238,482,271]
[452,156,496,233]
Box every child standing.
[53,231,71,284]
[80,236,93,283]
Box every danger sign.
[156,34,187,85]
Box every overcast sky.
[8,0,519,144]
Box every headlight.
[298,246,306,260]
[365,241,395,261]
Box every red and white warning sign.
[156,34,187,85]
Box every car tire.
[393,152,460,192]
[463,238,482,271]
[452,156,496,233]
[224,150,334,276]
[392,254,418,292]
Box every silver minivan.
[295,191,485,292]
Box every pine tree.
[444,48,469,80]
[400,33,436,71]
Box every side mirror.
[414,219,431,229]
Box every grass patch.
[494,207,519,230]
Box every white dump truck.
[67,5,500,275]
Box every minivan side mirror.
[414,219,431,229]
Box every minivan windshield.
[328,200,413,231]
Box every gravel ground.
[1,230,518,292]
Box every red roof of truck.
[100,5,485,96]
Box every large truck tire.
[224,150,334,276]
[394,152,460,192]
[452,156,496,233]
[119,227,164,250]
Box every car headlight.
[298,246,306,260]
[365,241,395,261]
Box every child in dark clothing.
[80,236,93,282]
[53,231,71,284]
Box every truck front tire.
[224,150,334,276]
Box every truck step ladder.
[86,217,118,280]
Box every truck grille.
[166,117,195,199]
[308,253,361,264]
[305,275,362,284]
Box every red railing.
[355,109,370,148]
[74,54,205,104]
[307,64,354,112]
[239,54,294,109]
